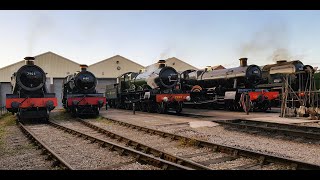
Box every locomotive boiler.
[181,58,279,111]
[6,57,57,121]
[106,60,191,114]
[131,60,180,90]
[62,65,105,117]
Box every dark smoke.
[239,20,291,63]
[269,48,290,61]
[28,12,54,55]
[268,48,306,62]
[160,47,173,60]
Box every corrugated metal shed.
[146,57,198,72]
[0,51,80,82]
[88,55,144,78]
[211,65,225,70]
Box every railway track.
[213,119,320,143]
[19,121,193,170]
[72,119,210,170]
[89,116,320,170]
[18,122,74,170]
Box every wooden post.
[280,75,289,118]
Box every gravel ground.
[77,119,269,170]
[98,111,320,166]
[208,157,256,170]
[159,125,320,165]
[188,152,225,162]
[26,124,137,170]
[85,119,212,157]
[111,162,161,170]
[258,163,292,170]
[0,126,53,170]
[297,122,320,127]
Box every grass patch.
[178,138,199,147]
[95,116,113,125]
[96,116,105,121]
[50,110,72,121]
[0,114,16,148]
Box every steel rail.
[77,118,211,170]
[18,122,75,170]
[100,117,320,170]
[48,120,193,170]
[214,119,320,141]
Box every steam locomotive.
[181,58,279,111]
[106,60,191,114]
[62,65,106,117]
[257,60,315,108]
[6,57,57,121]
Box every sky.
[0,10,320,69]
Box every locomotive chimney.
[80,64,88,71]
[239,58,248,67]
[276,60,287,64]
[158,60,166,68]
[24,56,35,65]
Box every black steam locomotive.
[6,57,57,121]
[62,65,105,117]
[181,58,279,111]
[258,60,314,91]
[257,60,315,108]
[106,60,191,114]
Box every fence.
[0,106,8,116]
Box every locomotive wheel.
[156,103,165,114]
[234,103,240,111]
[17,113,22,122]
[116,102,121,109]
[141,103,147,112]
[147,103,152,113]
[95,108,99,116]
[135,102,140,111]
[125,103,129,110]
[260,102,270,112]
[147,103,155,113]
[176,102,183,114]
[71,109,77,118]
[113,101,117,108]
[125,103,132,110]
[226,101,234,111]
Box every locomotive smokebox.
[80,64,88,71]
[158,60,166,68]
[276,60,287,64]
[239,58,248,67]
[24,57,35,65]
